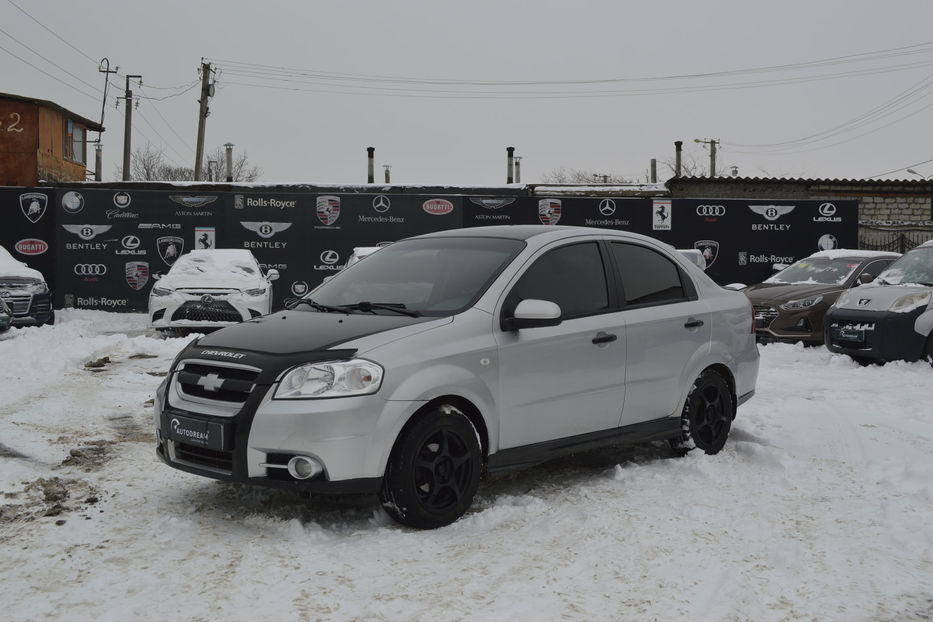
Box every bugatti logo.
[63,224,112,241]
[750,205,795,221]
[61,191,85,214]
[157,236,184,266]
[320,250,340,265]
[15,239,48,255]
[241,221,292,239]
[470,197,515,210]
[169,195,217,208]
[694,240,720,267]
[74,264,107,276]
[125,261,149,291]
[538,199,562,225]
[818,202,836,217]
[19,193,48,223]
[113,192,132,208]
[598,199,616,216]
[423,199,454,215]
[291,281,309,296]
[696,205,726,217]
[373,195,391,213]
[316,196,341,225]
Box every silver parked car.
[155,226,759,528]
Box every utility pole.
[194,61,215,181]
[694,138,720,177]
[121,73,142,181]
[97,58,118,181]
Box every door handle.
[684,318,704,329]
[592,332,617,345]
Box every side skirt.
[486,417,682,476]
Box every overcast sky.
[4,0,933,186]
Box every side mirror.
[504,299,562,331]
[858,273,874,284]
[266,269,280,281]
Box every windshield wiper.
[339,301,421,317]
[287,298,350,314]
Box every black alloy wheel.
[677,370,734,455]
[380,407,481,529]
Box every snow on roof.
[808,249,901,260]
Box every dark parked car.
[825,240,933,365]
[0,245,54,327]
[745,250,900,344]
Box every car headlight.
[24,280,48,295]
[242,288,267,296]
[889,292,932,313]
[780,295,823,310]
[274,359,384,399]
[151,287,173,297]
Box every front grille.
[174,442,233,472]
[0,294,32,315]
[171,300,242,323]
[753,305,778,329]
[176,361,259,403]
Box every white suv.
[155,226,759,528]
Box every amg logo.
[200,350,246,359]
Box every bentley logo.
[750,205,795,221]
[62,224,112,241]
[538,199,561,225]
[469,197,515,210]
[241,222,292,239]
[316,196,341,225]
[157,236,184,266]
[598,199,616,216]
[372,195,391,213]
[19,193,48,223]
[169,195,217,208]
[125,261,149,291]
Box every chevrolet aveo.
[155,226,759,528]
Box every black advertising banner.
[0,187,56,291]
[55,188,223,311]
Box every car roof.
[411,225,662,245]
[806,249,901,260]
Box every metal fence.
[859,226,933,253]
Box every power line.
[135,108,191,163]
[137,85,196,154]
[867,156,933,179]
[6,0,99,65]
[0,41,98,101]
[0,25,101,94]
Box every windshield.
[764,257,861,285]
[308,237,525,316]
[168,251,259,277]
[877,246,933,285]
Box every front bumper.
[824,307,928,362]
[149,291,267,329]
[155,359,419,494]
[754,303,826,344]
[1,291,53,326]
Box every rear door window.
[611,243,688,307]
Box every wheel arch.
[387,395,490,470]
[704,363,737,418]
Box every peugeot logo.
[858,299,871,307]
[121,235,141,250]
[320,250,340,265]
[697,205,726,217]
[74,264,107,276]
[373,195,391,213]
[598,199,616,216]
[819,202,837,217]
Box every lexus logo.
[819,202,837,217]
[121,235,141,250]
[320,250,340,265]
[201,294,214,305]
[74,264,107,276]
[750,205,795,221]
[373,195,391,213]
[598,199,616,216]
[696,205,726,217]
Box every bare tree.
[540,168,632,184]
[116,143,262,182]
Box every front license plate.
[834,327,864,343]
[166,414,225,450]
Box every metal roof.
[0,92,104,132]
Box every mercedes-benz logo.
[320,250,340,265]
[373,195,391,213]
[598,199,616,216]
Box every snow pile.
[0,314,931,621]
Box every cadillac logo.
[316,196,341,226]
[538,199,562,225]
[125,261,149,291]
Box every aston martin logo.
[469,197,515,210]
[241,222,292,239]
[750,205,795,221]
[169,195,218,208]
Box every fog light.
[287,455,323,480]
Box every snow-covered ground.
[1,311,931,621]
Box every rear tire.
[674,370,734,455]
[380,406,481,529]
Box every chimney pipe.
[94,143,102,182]
[674,141,683,178]
[367,147,375,183]
[507,146,515,184]
[650,158,657,183]
[514,157,522,184]
[224,142,234,182]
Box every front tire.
[676,370,734,455]
[380,407,481,529]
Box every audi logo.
[819,202,837,217]
[320,250,340,265]
[696,205,726,217]
[74,264,107,276]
